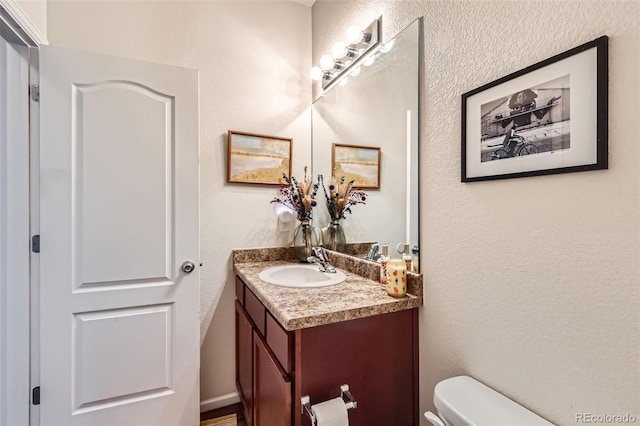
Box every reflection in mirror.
[312,18,420,269]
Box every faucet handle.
[307,255,327,272]
[312,246,327,261]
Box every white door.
[39,45,200,426]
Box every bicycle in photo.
[489,134,538,160]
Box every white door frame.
[0,2,42,425]
[0,21,31,426]
[0,0,48,47]
[28,46,41,426]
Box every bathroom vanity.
[233,248,423,426]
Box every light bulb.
[380,40,395,53]
[310,67,323,81]
[320,54,334,71]
[362,54,375,66]
[345,25,363,44]
[331,42,347,59]
[350,66,361,77]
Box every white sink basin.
[258,264,345,288]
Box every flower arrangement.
[318,175,367,221]
[271,167,318,222]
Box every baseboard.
[200,392,241,413]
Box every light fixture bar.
[315,16,381,94]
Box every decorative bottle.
[321,219,346,252]
[293,220,320,262]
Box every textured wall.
[311,1,639,425]
[46,0,312,406]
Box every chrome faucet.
[307,247,336,273]
[365,243,381,262]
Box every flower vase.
[293,220,320,262]
[321,220,346,253]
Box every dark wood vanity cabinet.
[235,275,419,426]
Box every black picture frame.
[461,36,608,182]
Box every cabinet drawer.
[266,312,293,374]
[235,276,245,305]
[245,287,266,336]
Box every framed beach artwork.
[227,130,292,185]
[332,143,381,189]
[461,36,608,182]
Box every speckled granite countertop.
[233,247,423,331]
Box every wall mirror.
[312,18,421,267]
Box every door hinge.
[30,84,40,102]
[32,235,40,253]
[32,386,40,405]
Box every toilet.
[424,376,554,426]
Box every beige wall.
[46,0,312,407]
[313,1,639,424]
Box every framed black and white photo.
[462,36,608,182]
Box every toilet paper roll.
[312,397,349,426]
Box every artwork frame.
[461,36,608,182]
[332,143,381,189]
[227,130,292,185]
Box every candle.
[385,259,407,298]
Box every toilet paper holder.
[301,384,357,425]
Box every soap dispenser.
[379,244,389,287]
[397,243,412,271]
[411,245,419,273]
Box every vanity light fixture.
[379,39,394,53]
[310,17,381,94]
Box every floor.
[200,403,247,426]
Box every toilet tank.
[434,376,554,426]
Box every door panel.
[74,82,174,287]
[73,305,173,412]
[39,45,199,426]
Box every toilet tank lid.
[433,376,554,426]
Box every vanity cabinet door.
[253,330,291,426]
[235,302,253,425]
